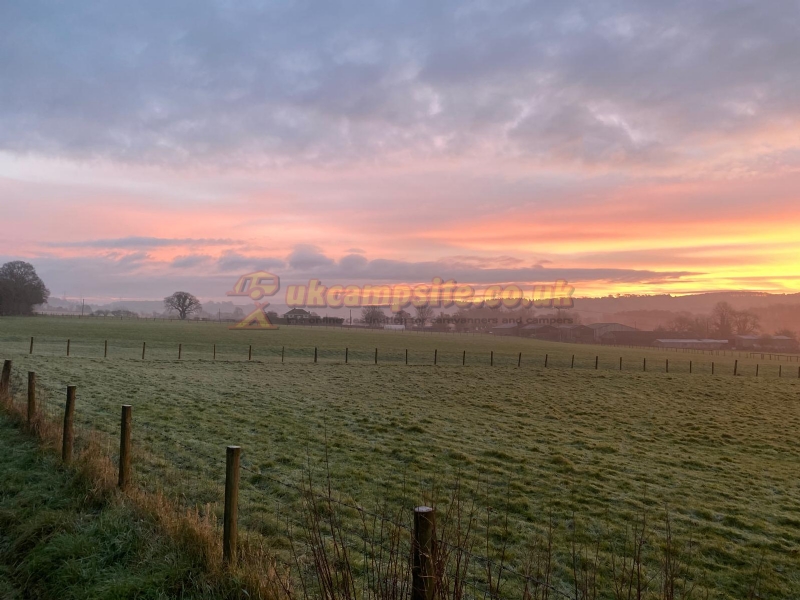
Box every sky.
[1,0,799,302]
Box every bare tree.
[711,302,736,337]
[164,291,202,320]
[361,306,386,327]
[414,304,435,327]
[733,310,760,335]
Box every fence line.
[6,335,799,379]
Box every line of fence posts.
[17,336,800,377]
[12,351,796,597]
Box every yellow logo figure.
[229,302,278,330]
[226,271,281,330]
[227,271,281,302]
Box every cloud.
[170,254,212,268]
[216,251,285,273]
[46,237,243,249]
[287,245,336,270]
[1,1,797,168]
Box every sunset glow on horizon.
[1,1,799,302]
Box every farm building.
[588,322,636,341]
[557,324,595,343]
[520,323,559,340]
[733,334,798,351]
[490,323,520,336]
[653,338,729,350]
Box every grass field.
[1,316,799,598]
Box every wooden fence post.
[248,345,252,361]
[619,357,622,371]
[643,358,646,372]
[67,339,70,356]
[490,351,493,366]
[345,348,348,363]
[213,344,216,360]
[756,364,759,377]
[27,372,36,425]
[434,349,437,365]
[412,506,436,600]
[29,337,34,354]
[571,355,574,369]
[375,348,378,364]
[689,360,692,374]
[518,352,521,367]
[314,347,318,363]
[223,446,241,564]
[62,386,76,463]
[0,360,11,405]
[178,343,182,359]
[779,365,782,378]
[712,362,715,375]
[545,354,548,368]
[281,346,284,363]
[595,356,598,370]
[142,342,146,360]
[462,350,465,366]
[104,340,108,358]
[666,359,669,373]
[118,405,132,489]
[734,359,738,376]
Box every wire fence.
[3,334,800,378]
[1,356,778,599]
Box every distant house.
[588,322,636,341]
[490,323,520,336]
[557,324,595,344]
[653,339,728,350]
[283,308,312,323]
[520,324,559,341]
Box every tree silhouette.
[0,261,49,315]
[164,291,202,320]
